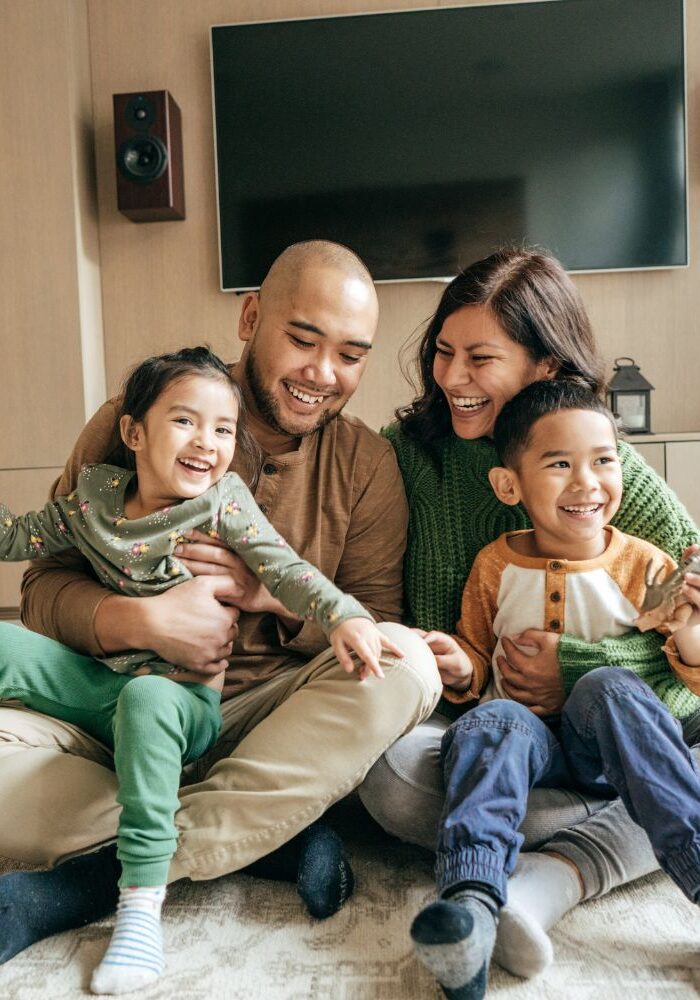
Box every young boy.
[410,379,700,1000]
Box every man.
[0,241,441,963]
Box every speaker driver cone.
[117,136,169,184]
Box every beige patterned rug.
[1,801,699,1000]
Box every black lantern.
[607,357,654,434]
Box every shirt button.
[259,503,268,514]
[549,619,561,630]
[263,463,277,475]
[550,561,562,571]
[550,591,561,602]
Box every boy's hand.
[413,629,473,691]
[681,544,700,612]
[330,618,405,681]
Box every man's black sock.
[0,843,120,965]
[296,822,354,919]
[243,821,355,919]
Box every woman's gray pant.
[358,709,700,900]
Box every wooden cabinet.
[666,442,700,527]
[628,432,700,527]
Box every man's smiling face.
[239,263,378,439]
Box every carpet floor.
[1,806,699,999]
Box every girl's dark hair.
[397,247,606,453]
[117,346,261,485]
[493,378,617,469]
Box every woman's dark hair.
[397,247,606,452]
[493,378,617,469]
[117,346,261,485]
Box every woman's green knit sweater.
[383,424,700,718]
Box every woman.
[358,247,700,978]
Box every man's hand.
[412,629,474,691]
[498,630,565,716]
[331,618,405,681]
[175,529,296,620]
[96,575,240,674]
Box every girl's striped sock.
[90,886,166,995]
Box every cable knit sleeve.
[381,423,418,502]
[559,441,699,687]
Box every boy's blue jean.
[437,667,700,906]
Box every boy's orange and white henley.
[447,526,696,710]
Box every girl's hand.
[413,629,473,690]
[681,544,700,613]
[330,618,405,681]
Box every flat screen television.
[211,0,687,291]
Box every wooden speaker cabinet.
[113,90,185,222]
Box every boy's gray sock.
[410,888,498,1000]
[493,852,582,978]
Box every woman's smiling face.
[432,304,557,439]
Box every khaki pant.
[0,623,440,882]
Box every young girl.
[0,346,402,995]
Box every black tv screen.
[211,0,687,290]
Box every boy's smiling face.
[497,408,623,560]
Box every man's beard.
[245,346,344,438]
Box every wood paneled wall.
[3,0,696,608]
[0,0,99,470]
[2,0,699,457]
[0,0,103,606]
[85,0,700,434]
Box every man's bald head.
[260,240,375,302]
[237,240,379,445]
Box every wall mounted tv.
[211,0,687,291]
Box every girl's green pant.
[0,623,220,886]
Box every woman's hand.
[175,529,297,620]
[681,544,700,612]
[331,618,405,680]
[413,629,473,691]
[498,630,565,715]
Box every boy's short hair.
[493,379,617,468]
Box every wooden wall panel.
[0,0,93,467]
[87,0,700,432]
